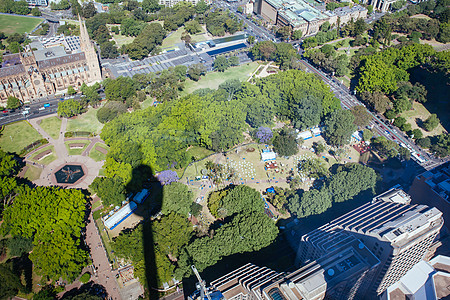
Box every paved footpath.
[86,212,121,300]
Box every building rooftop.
[265,0,330,27]
[33,45,68,62]
[302,189,443,251]
[385,255,450,300]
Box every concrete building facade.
[298,188,444,297]
[204,189,443,300]
[0,16,101,104]
[360,0,396,12]
[254,0,367,36]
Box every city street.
[298,59,446,170]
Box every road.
[298,59,447,170]
[0,93,105,127]
[213,0,277,42]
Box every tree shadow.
[409,66,450,132]
[60,281,107,299]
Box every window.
[268,288,287,300]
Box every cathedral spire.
[78,14,91,51]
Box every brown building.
[0,15,101,104]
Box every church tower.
[78,15,102,82]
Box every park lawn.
[140,98,154,109]
[67,107,104,134]
[111,31,135,48]
[336,75,351,88]
[186,146,215,160]
[0,14,43,35]
[182,62,259,95]
[65,140,90,156]
[39,116,62,140]
[30,145,57,165]
[92,199,103,210]
[95,218,118,268]
[24,165,42,181]
[162,26,186,48]
[400,102,447,137]
[0,121,42,154]
[89,143,109,162]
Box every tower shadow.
[125,165,163,300]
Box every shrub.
[80,272,91,284]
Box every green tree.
[220,185,264,217]
[417,137,431,148]
[183,210,278,273]
[273,127,298,157]
[104,77,137,102]
[360,91,391,114]
[324,110,356,146]
[292,29,303,40]
[185,20,202,34]
[161,182,194,217]
[80,83,101,107]
[350,105,370,127]
[398,147,411,160]
[96,101,127,124]
[326,163,376,203]
[2,186,88,282]
[7,236,32,257]
[6,96,20,109]
[31,7,41,16]
[298,158,329,178]
[228,56,239,66]
[393,116,406,128]
[67,86,76,95]
[142,0,160,12]
[152,212,193,257]
[195,0,208,13]
[423,114,439,131]
[247,35,255,44]
[214,55,229,72]
[411,128,423,139]
[0,264,27,298]
[362,129,373,141]
[57,99,83,118]
[89,177,126,207]
[276,26,292,41]
[287,189,332,218]
[187,63,206,81]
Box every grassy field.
[183,62,259,95]
[400,102,447,137]
[162,26,186,48]
[187,146,215,160]
[89,143,109,162]
[65,140,90,155]
[39,116,62,140]
[0,14,43,35]
[67,107,104,134]
[30,145,57,165]
[0,121,42,154]
[141,98,154,109]
[24,165,42,181]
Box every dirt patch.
[69,143,85,149]
[33,149,52,160]
[96,146,108,154]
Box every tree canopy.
[2,186,88,282]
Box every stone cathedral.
[0,15,101,104]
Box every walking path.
[27,116,104,189]
[86,212,121,300]
[26,116,126,299]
